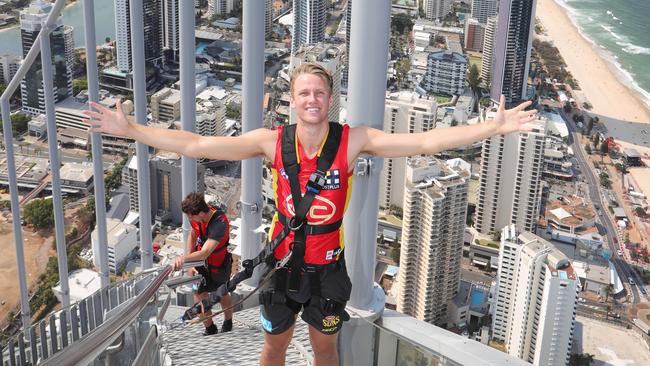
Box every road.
[562,109,648,303]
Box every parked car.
[617,250,623,256]
[629,277,635,285]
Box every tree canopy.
[24,198,54,229]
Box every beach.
[536,0,650,123]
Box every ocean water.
[555,0,650,109]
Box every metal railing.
[0,268,161,365]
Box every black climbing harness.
[174,123,345,326]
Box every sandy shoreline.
[536,0,650,123]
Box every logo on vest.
[325,248,342,261]
[322,169,341,190]
[279,167,289,181]
[285,194,337,225]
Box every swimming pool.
[470,289,486,306]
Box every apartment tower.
[470,0,498,24]
[493,226,578,366]
[396,157,470,326]
[291,0,327,55]
[474,112,546,235]
[490,0,537,105]
[20,0,73,115]
[380,92,437,210]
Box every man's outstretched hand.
[492,95,539,135]
[82,100,132,137]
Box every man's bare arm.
[83,101,276,161]
[349,97,538,161]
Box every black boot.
[203,323,218,336]
[221,319,233,333]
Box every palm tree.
[603,284,614,302]
[467,64,482,113]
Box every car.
[640,287,647,295]
[629,277,635,285]
[617,250,623,256]
[577,297,587,303]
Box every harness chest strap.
[280,122,343,292]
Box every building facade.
[163,0,180,63]
[0,54,21,85]
[490,0,536,105]
[381,91,437,210]
[464,18,486,53]
[475,114,546,235]
[493,226,578,366]
[114,0,164,73]
[396,157,470,326]
[421,50,467,96]
[423,0,453,21]
[20,1,73,115]
[150,87,181,122]
[291,0,327,55]
[470,0,498,24]
[123,153,206,226]
[480,15,497,87]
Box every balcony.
[0,1,532,365]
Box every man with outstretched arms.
[173,192,234,335]
[85,63,538,365]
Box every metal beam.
[0,0,68,330]
[129,0,153,270]
[40,24,70,309]
[83,0,110,289]
[179,0,197,250]
[0,99,31,328]
[240,0,265,285]
[340,1,391,365]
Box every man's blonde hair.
[290,63,333,96]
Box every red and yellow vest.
[269,124,353,265]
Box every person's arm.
[173,219,228,270]
[185,229,198,275]
[349,96,538,160]
[83,100,277,161]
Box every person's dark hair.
[181,192,210,215]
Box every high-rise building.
[290,43,344,123]
[20,0,73,115]
[474,112,545,235]
[123,152,206,226]
[423,0,453,21]
[490,0,536,105]
[380,91,437,209]
[0,55,21,86]
[265,0,273,39]
[291,0,326,55]
[480,16,497,87]
[396,157,470,326]
[420,50,468,96]
[470,0,498,24]
[464,18,486,52]
[114,0,164,73]
[207,0,239,17]
[343,0,352,86]
[493,226,578,366]
[163,0,180,63]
